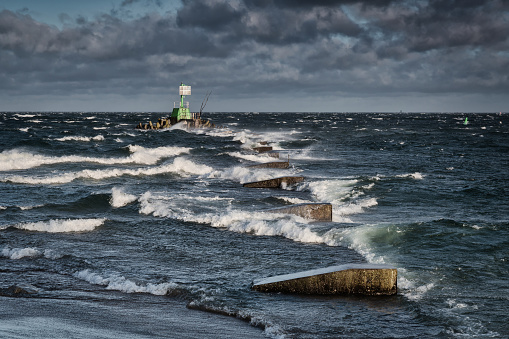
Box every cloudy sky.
[1,0,508,112]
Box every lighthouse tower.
[170,82,192,123]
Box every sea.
[1,111,508,338]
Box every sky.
[0,0,508,112]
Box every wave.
[187,301,285,338]
[9,218,106,233]
[1,247,63,260]
[208,165,297,185]
[54,135,105,142]
[0,145,191,171]
[301,179,359,202]
[110,187,138,208]
[74,269,179,296]
[1,157,211,184]
[139,192,331,245]
[226,151,278,163]
[330,222,438,303]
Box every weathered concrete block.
[267,203,332,221]
[253,146,273,153]
[243,176,304,188]
[267,151,280,158]
[252,264,397,296]
[247,161,289,169]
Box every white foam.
[334,198,378,217]
[139,192,329,245]
[1,247,40,259]
[403,282,435,301]
[110,187,138,208]
[74,269,178,296]
[227,151,276,163]
[208,165,295,185]
[303,179,359,203]
[55,135,104,142]
[19,204,44,210]
[1,157,211,184]
[0,145,190,171]
[396,172,424,180]
[275,197,312,205]
[14,218,106,233]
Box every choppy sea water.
[1,112,508,338]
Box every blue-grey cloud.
[0,0,508,110]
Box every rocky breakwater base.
[243,176,304,188]
[135,117,217,130]
[252,264,397,296]
[266,203,332,221]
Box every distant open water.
[1,112,508,338]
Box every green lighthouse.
[170,82,193,122]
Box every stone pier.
[266,203,332,221]
[243,176,304,188]
[252,264,397,296]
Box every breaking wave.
[1,157,212,184]
[74,269,179,296]
[110,187,138,208]
[54,135,105,142]
[1,247,62,260]
[11,218,106,233]
[0,145,191,171]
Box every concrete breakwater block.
[247,161,289,169]
[252,146,273,153]
[0,283,40,297]
[252,264,397,296]
[243,176,304,188]
[267,203,332,221]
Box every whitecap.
[0,145,190,171]
[110,187,138,208]
[54,135,104,142]
[14,218,106,233]
[1,247,41,259]
[1,156,207,184]
[74,269,178,296]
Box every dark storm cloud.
[0,0,508,104]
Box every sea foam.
[139,192,330,245]
[14,218,106,233]
[1,157,212,184]
[74,269,178,296]
[0,145,190,171]
[110,187,138,208]
[1,247,40,259]
[54,135,105,142]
